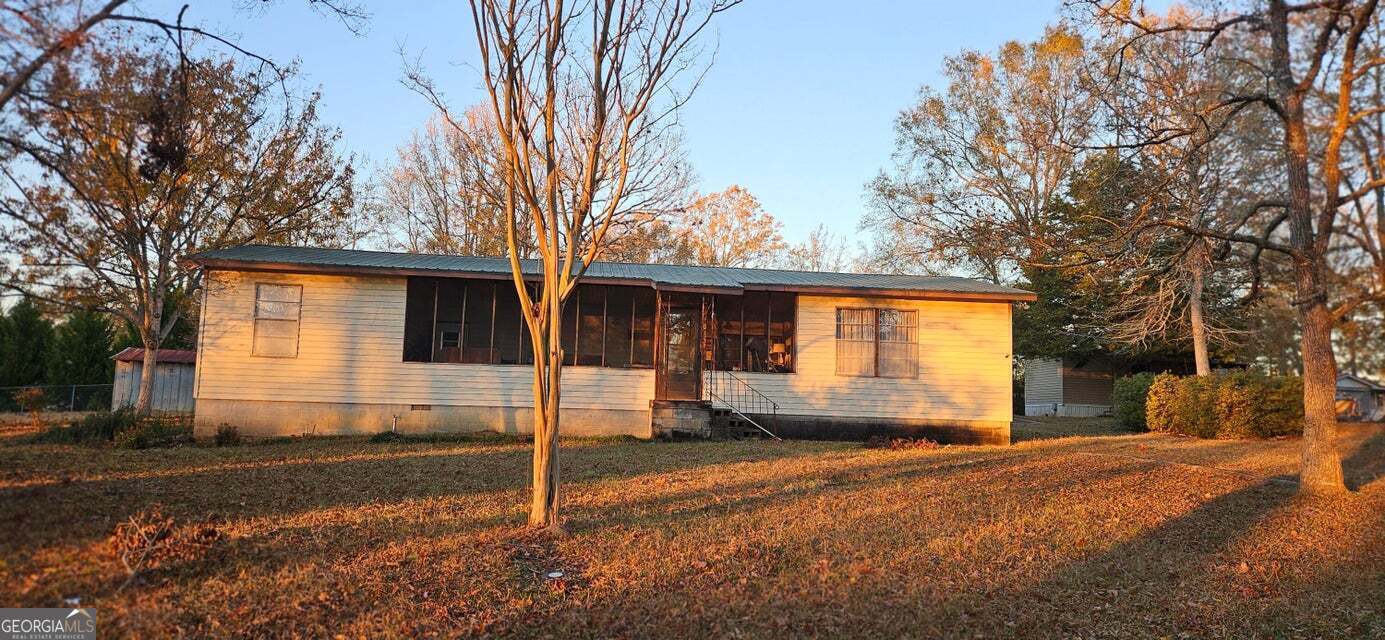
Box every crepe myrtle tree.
[408,0,739,531]
[0,41,355,414]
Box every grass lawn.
[1,422,1383,638]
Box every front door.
[658,300,702,400]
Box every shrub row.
[1143,371,1303,439]
[1112,372,1157,430]
[31,409,198,449]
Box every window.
[712,292,795,373]
[402,276,655,369]
[835,308,918,378]
[253,283,302,357]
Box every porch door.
[658,299,702,400]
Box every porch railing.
[703,369,781,440]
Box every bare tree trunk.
[1187,253,1210,376]
[133,340,158,414]
[1295,264,1346,494]
[132,296,163,415]
[1264,0,1346,495]
[1281,84,1344,494]
[528,281,563,531]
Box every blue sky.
[146,0,1064,244]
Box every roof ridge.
[203,244,1002,281]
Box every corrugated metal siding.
[724,295,1013,422]
[195,271,655,410]
[112,360,196,413]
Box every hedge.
[1145,371,1303,439]
[1112,373,1157,430]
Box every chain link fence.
[0,384,113,413]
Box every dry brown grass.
[1,424,1382,638]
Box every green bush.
[214,424,242,447]
[113,418,193,449]
[32,409,139,444]
[31,410,192,448]
[1112,373,1157,430]
[1145,372,1302,439]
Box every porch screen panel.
[631,288,656,367]
[576,285,606,366]
[403,278,435,362]
[604,286,633,368]
[877,309,918,378]
[767,293,795,372]
[461,281,495,363]
[742,292,769,372]
[715,294,742,370]
[560,291,579,366]
[835,308,876,376]
[434,280,464,363]
[492,283,524,364]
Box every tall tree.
[418,0,737,530]
[0,297,52,387]
[864,26,1101,281]
[0,40,356,414]
[671,185,786,268]
[380,109,527,257]
[46,308,115,385]
[378,104,692,261]
[1083,0,1385,494]
[784,224,854,272]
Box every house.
[1337,373,1385,421]
[186,245,1036,444]
[111,347,197,413]
[1022,355,1240,417]
[1022,357,1117,417]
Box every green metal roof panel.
[189,245,1035,300]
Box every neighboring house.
[1022,356,1234,417]
[111,348,197,413]
[1022,357,1117,417]
[1337,374,1385,422]
[187,245,1036,444]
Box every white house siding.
[726,294,1013,441]
[194,270,654,437]
[1022,358,1063,416]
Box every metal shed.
[111,348,197,413]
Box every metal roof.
[188,245,1036,302]
[113,347,197,364]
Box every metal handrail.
[703,369,780,439]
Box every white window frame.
[252,283,302,358]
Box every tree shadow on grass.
[1342,424,1385,491]
[0,439,836,553]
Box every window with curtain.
[252,283,302,357]
[835,307,917,378]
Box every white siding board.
[722,294,1012,423]
[199,272,1015,423]
[1023,358,1063,406]
[197,271,654,411]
